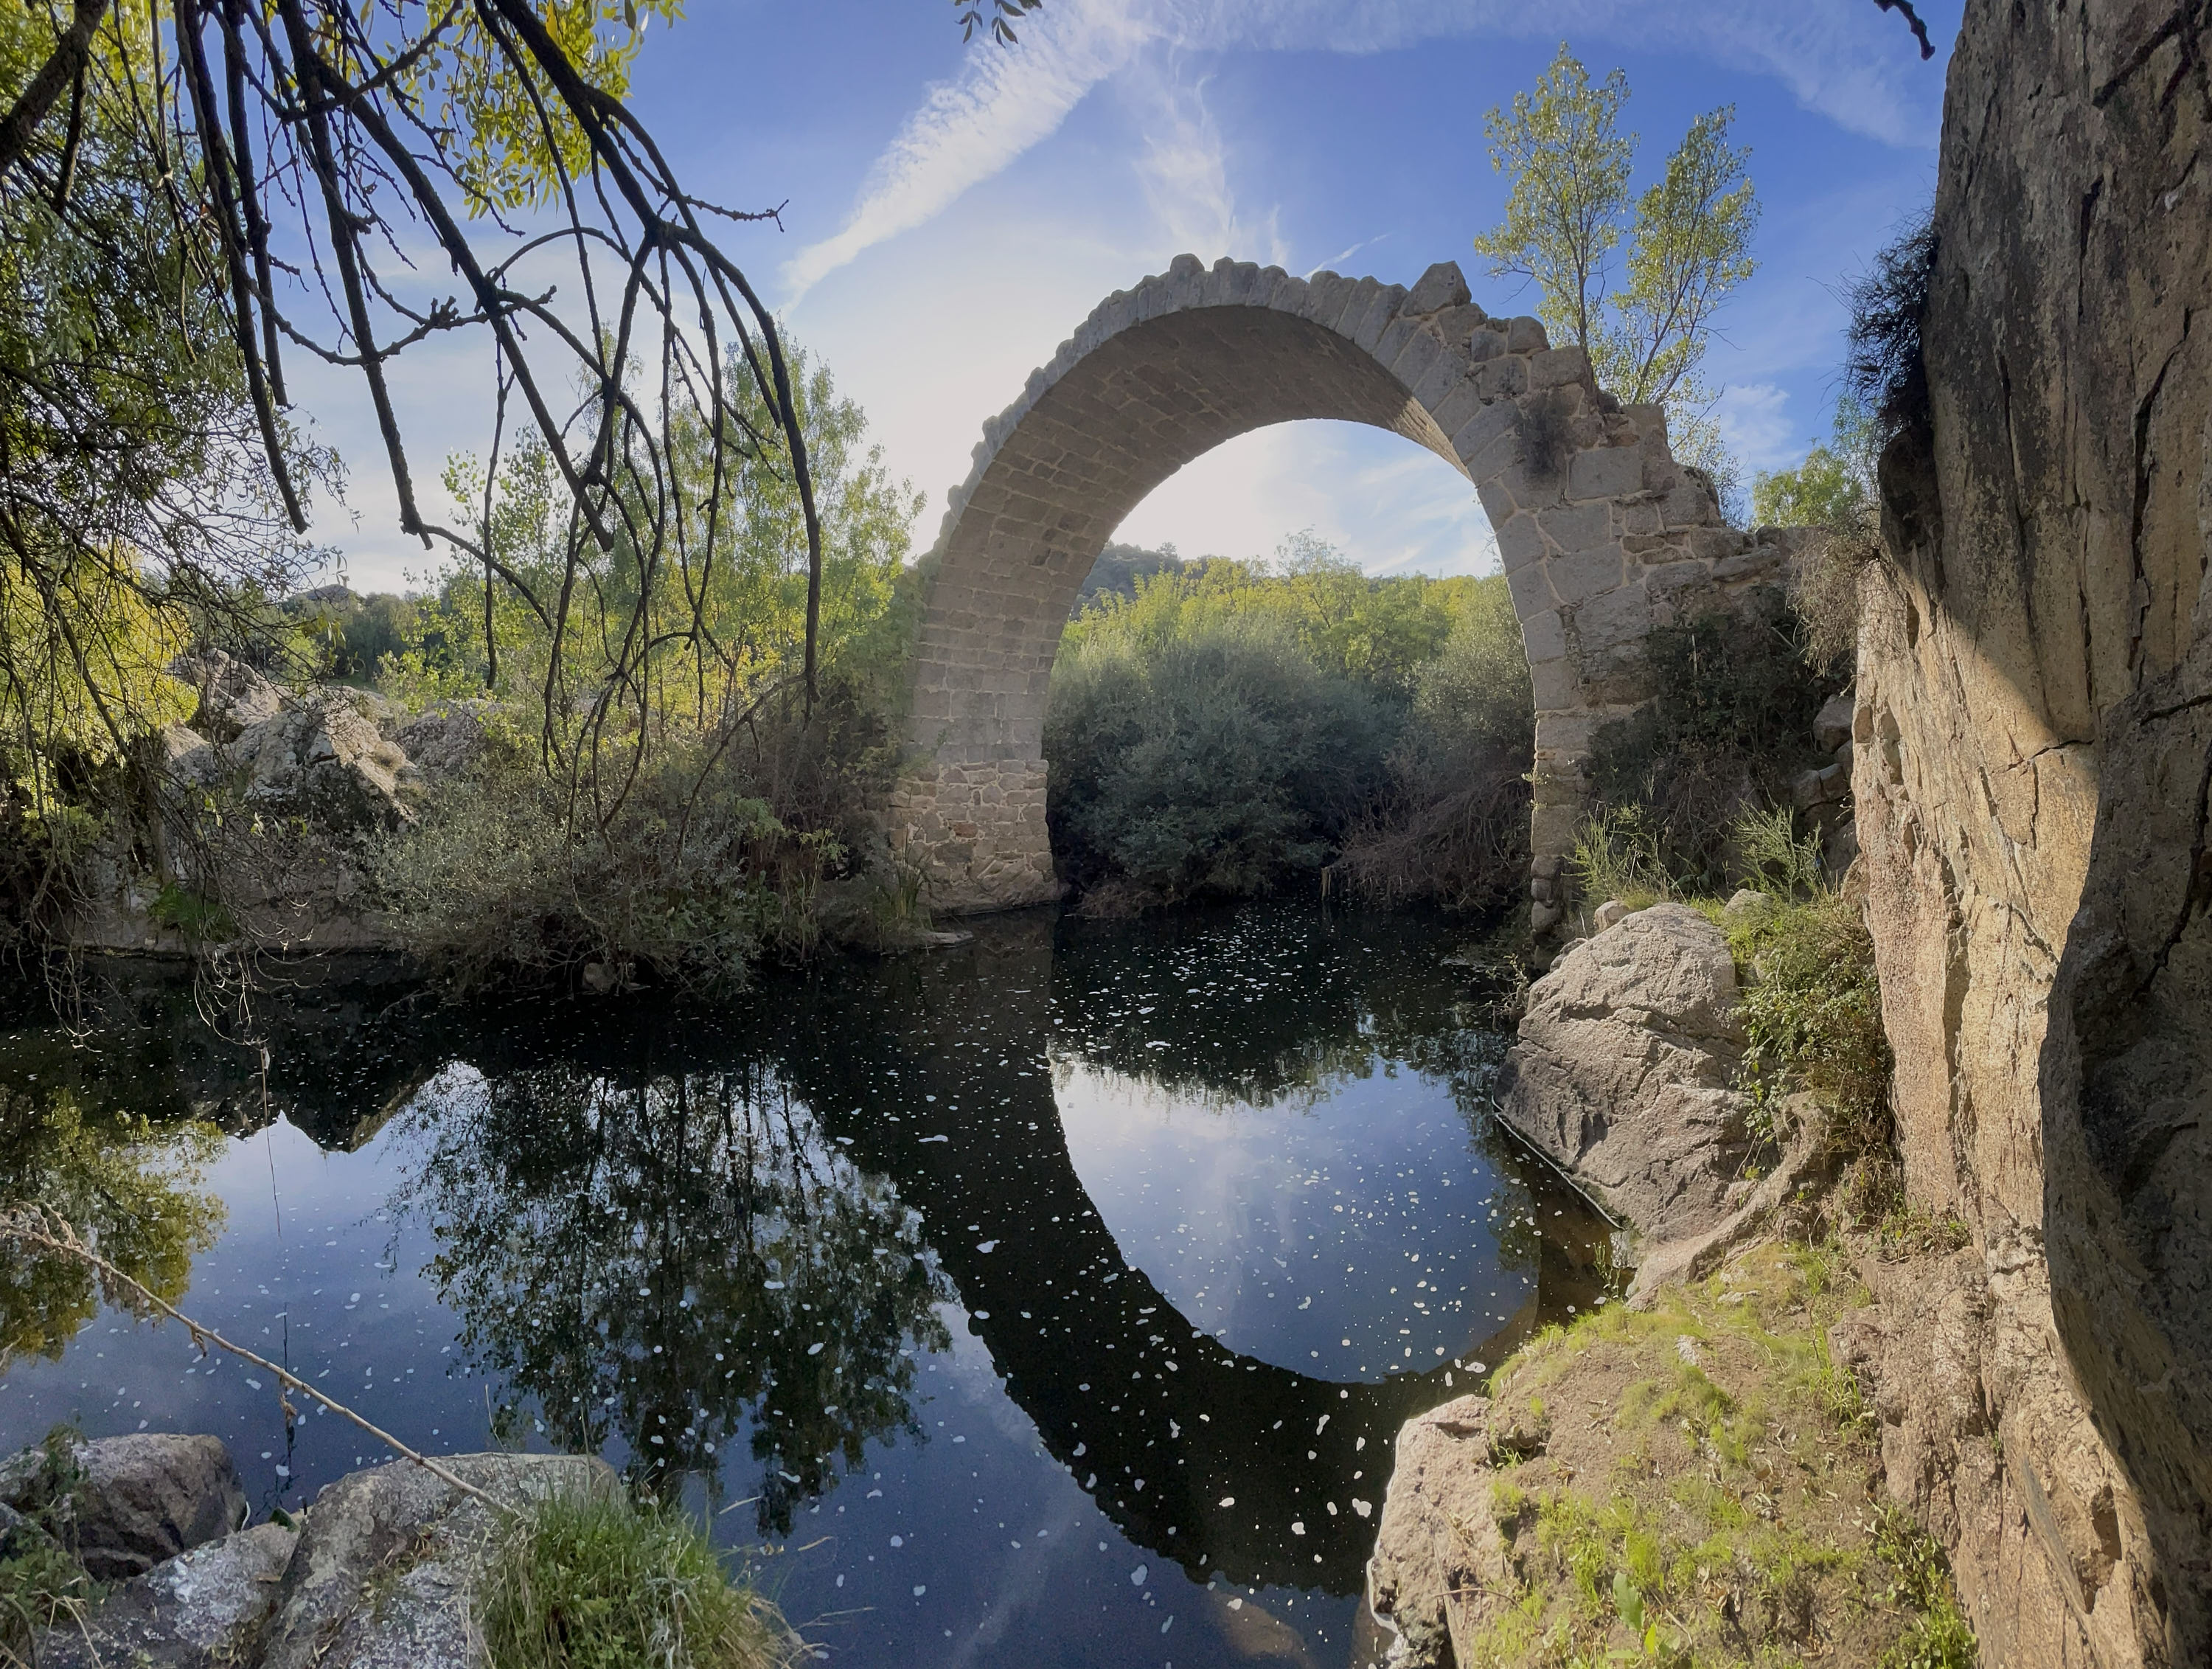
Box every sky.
[327,0,1961,594]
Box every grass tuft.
[479,1488,794,1669]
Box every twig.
[0,1207,505,1512]
[1872,0,1936,59]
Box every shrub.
[1335,576,1534,911]
[0,1427,97,1662]
[367,671,902,992]
[1044,609,1391,907]
[1587,591,1843,894]
[479,1488,793,1669]
[1845,209,1938,445]
[1567,805,1674,909]
[1727,890,1892,1164]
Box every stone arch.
[891,253,1801,915]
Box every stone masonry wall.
[895,254,1805,915]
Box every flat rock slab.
[37,1520,298,1669]
[1498,902,1753,1242]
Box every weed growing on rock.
[1726,891,1892,1170]
[1873,1504,1978,1669]
[479,1487,795,1669]
[1586,594,1843,895]
[1448,1244,1975,1668]
[0,1426,97,1664]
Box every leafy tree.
[1472,43,1759,515]
[1751,397,1879,530]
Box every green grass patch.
[479,1488,793,1669]
[1450,1244,1977,1668]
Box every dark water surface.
[0,903,1614,1668]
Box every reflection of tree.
[1047,905,1464,1109]
[398,1059,951,1534]
[0,1086,223,1364]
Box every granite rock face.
[1364,1396,1510,1665]
[1497,903,1753,1243]
[1848,2,2212,1662]
[35,1521,299,1669]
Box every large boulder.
[175,650,283,742]
[223,694,414,830]
[34,1521,298,1669]
[1496,902,1752,1243]
[1364,1395,1513,1665]
[0,1434,247,1583]
[390,702,496,787]
[256,1451,614,1669]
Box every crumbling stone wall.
[1851,4,2212,1663]
[894,254,1803,913]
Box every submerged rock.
[1496,902,1753,1243]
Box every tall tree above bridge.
[1471,43,1759,516]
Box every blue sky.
[330,0,1959,592]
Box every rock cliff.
[1853,2,2212,1662]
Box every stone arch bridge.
[890,254,1801,917]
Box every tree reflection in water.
[399,1060,953,1534]
[0,1084,225,1367]
[0,900,1612,1619]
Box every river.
[0,901,1615,1668]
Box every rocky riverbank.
[1,1432,614,1668]
[1361,893,1969,1668]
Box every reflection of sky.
[0,1103,488,1521]
[0,1068,1365,1667]
[1057,1058,1534,1379]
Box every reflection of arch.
[891,254,1805,914]
[787,913,1610,1594]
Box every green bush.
[1727,889,1892,1164]
[1587,590,1843,894]
[1044,609,1391,908]
[0,1427,97,1662]
[1335,575,1534,911]
[367,670,902,992]
[479,1488,793,1669]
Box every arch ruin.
[891,254,1801,915]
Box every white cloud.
[780,0,1153,301]
[1123,59,1288,268]
[783,0,1947,300]
[1711,381,1798,477]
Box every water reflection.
[398,1061,951,1534]
[0,903,1613,1662]
[0,1083,225,1366]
